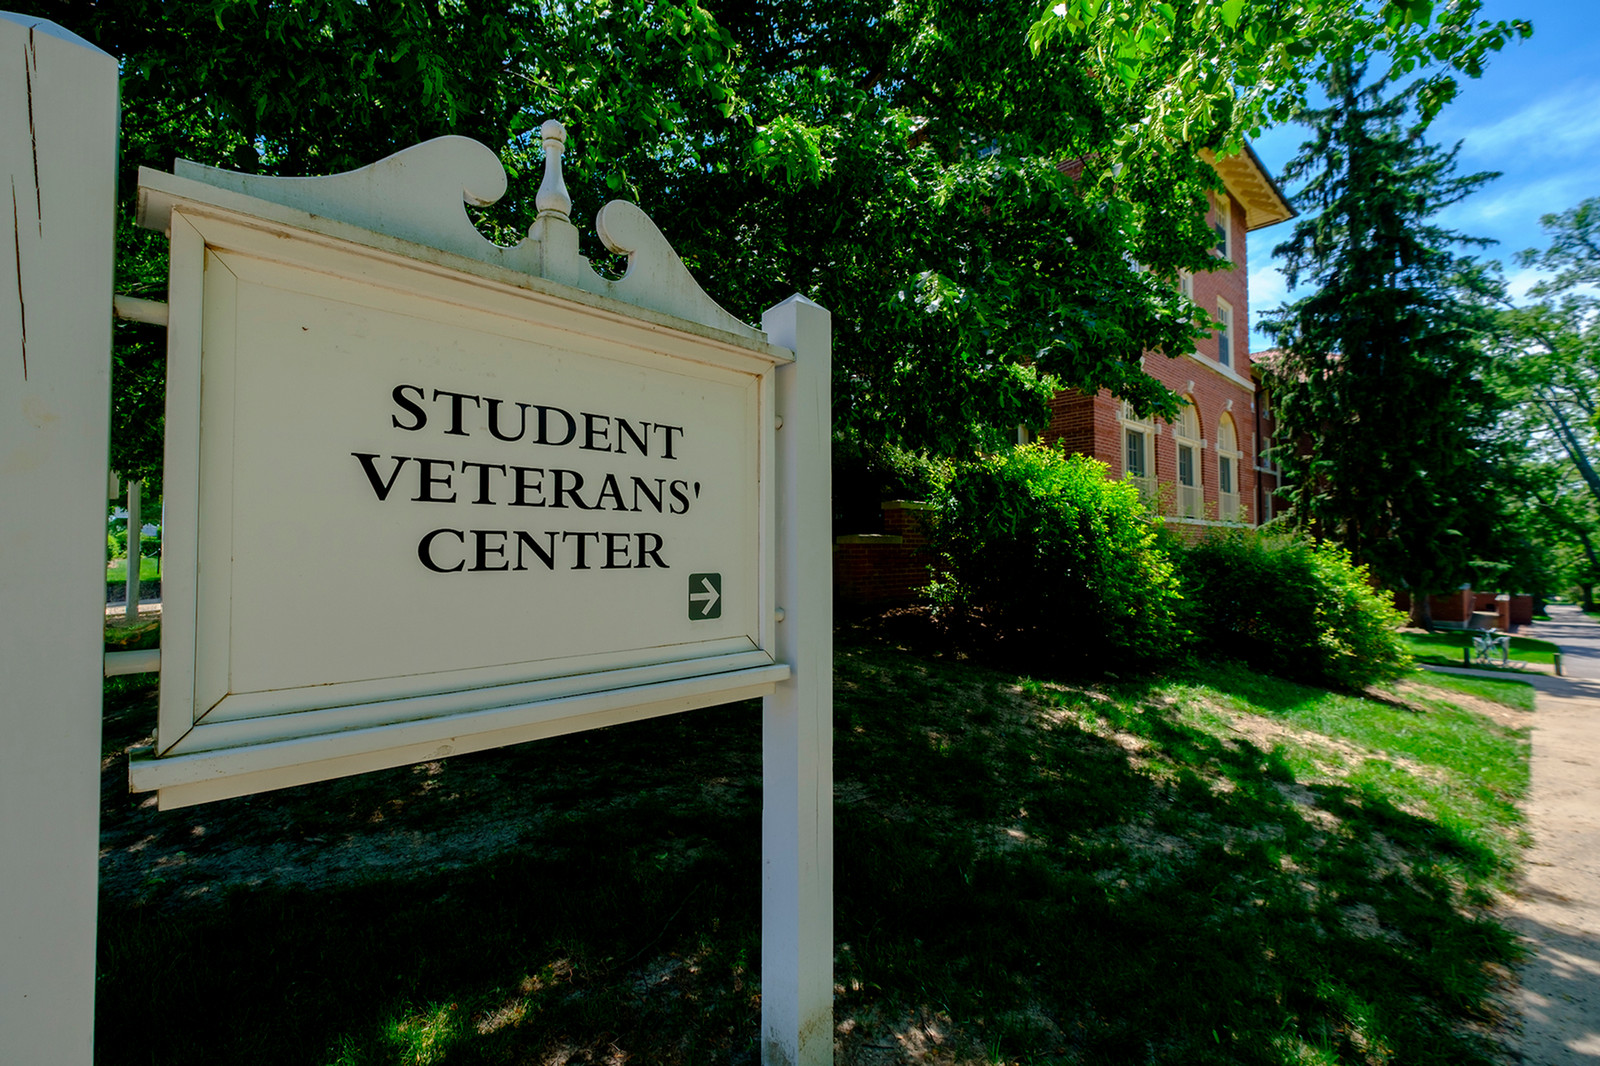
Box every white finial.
[535,119,571,221]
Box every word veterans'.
[352,454,698,513]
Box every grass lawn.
[106,555,161,583]
[94,626,1531,1065]
[1400,629,1559,668]
[1414,670,1538,713]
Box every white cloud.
[1440,172,1594,248]
[1454,82,1600,162]
[1502,266,1555,302]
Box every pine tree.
[1262,61,1508,624]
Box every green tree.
[1496,457,1600,608]
[1027,0,1530,169]
[19,0,1527,496]
[1261,60,1509,623]
[1492,199,1600,501]
[1481,198,1600,605]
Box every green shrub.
[1179,530,1412,690]
[926,445,1182,670]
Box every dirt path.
[1440,606,1600,1062]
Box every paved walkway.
[1458,606,1600,1062]
[1523,607,1600,682]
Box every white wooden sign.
[2,47,832,1058]
[126,129,810,811]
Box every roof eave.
[1201,143,1296,232]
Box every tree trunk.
[1412,592,1434,631]
[1542,395,1600,503]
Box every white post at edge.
[0,14,118,1063]
[760,295,834,1066]
[125,478,142,619]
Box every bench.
[1470,628,1511,667]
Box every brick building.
[835,146,1295,604]
[1038,146,1294,533]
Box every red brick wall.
[1510,594,1533,627]
[1431,589,1472,623]
[1044,388,1119,459]
[833,502,936,607]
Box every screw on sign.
[689,573,722,619]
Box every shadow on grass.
[831,648,1518,1065]
[95,639,1520,1065]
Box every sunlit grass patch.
[1400,629,1558,667]
[1411,670,1537,712]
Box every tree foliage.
[1028,0,1530,168]
[1179,530,1412,690]
[16,0,1529,489]
[1492,199,1600,501]
[1261,60,1509,606]
[1481,197,1600,602]
[926,446,1183,669]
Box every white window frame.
[1216,298,1234,370]
[1120,401,1156,506]
[1217,414,1243,522]
[1173,399,1202,519]
[1213,194,1232,262]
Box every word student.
[391,384,685,458]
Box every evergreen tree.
[1262,61,1508,622]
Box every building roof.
[1250,348,1284,380]
[1202,144,1295,231]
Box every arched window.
[1217,413,1243,521]
[1120,401,1155,506]
[1174,399,1202,518]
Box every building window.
[1218,414,1243,522]
[1213,194,1232,262]
[1120,401,1156,506]
[1174,399,1202,518]
[1178,270,1193,301]
[1216,298,1234,369]
[1255,389,1275,473]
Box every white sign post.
[123,128,833,1060]
[0,15,118,1063]
[763,295,835,1065]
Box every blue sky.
[1246,0,1600,348]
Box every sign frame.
[128,140,798,810]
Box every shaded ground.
[97,615,1531,1065]
[1471,606,1600,1063]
